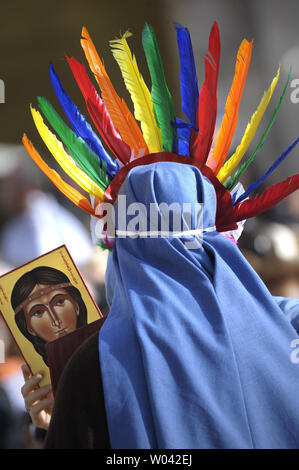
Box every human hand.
[21,364,54,431]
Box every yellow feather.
[31,105,104,200]
[217,67,280,184]
[110,31,162,154]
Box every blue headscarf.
[99,162,299,449]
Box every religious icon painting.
[0,245,102,386]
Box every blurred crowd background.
[1,0,299,448]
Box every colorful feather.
[30,105,105,200]
[49,62,119,178]
[189,21,220,167]
[174,22,199,128]
[22,134,95,216]
[22,22,299,247]
[217,67,280,184]
[226,67,292,190]
[142,23,177,153]
[66,56,131,164]
[109,31,160,154]
[37,96,110,190]
[233,173,299,222]
[235,135,299,203]
[212,38,253,175]
[81,27,147,157]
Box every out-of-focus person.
[0,144,109,313]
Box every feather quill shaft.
[217,67,280,183]
[22,134,95,215]
[189,21,220,167]
[142,23,177,153]
[37,96,110,190]
[66,56,131,163]
[49,62,119,178]
[30,105,105,200]
[235,136,299,203]
[109,31,160,154]
[174,22,199,128]
[213,38,253,175]
[81,27,147,157]
[226,67,292,190]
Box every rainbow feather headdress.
[23,22,299,249]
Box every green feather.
[226,66,292,190]
[37,96,111,190]
[142,23,176,152]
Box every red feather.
[234,174,299,222]
[189,21,220,167]
[66,56,131,164]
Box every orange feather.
[22,134,96,216]
[213,39,253,175]
[81,26,148,158]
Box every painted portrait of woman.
[11,266,87,365]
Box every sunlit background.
[1,0,299,448]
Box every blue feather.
[49,62,119,178]
[235,136,299,204]
[174,22,199,128]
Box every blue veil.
[99,161,299,449]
